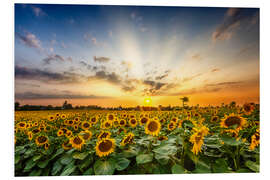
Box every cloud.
[43,54,72,65]
[95,71,121,84]
[191,53,203,61]
[211,68,220,73]
[16,32,42,50]
[15,65,82,84]
[212,8,256,42]
[79,61,92,70]
[15,82,40,88]
[94,56,110,63]
[31,6,46,17]
[15,91,110,99]
[205,81,243,87]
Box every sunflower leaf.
[94,159,116,175]
[115,157,130,171]
[136,153,153,164]
[171,164,185,174]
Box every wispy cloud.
[212,8,257,42]
[16,32,43,51]
[31,6,46,17]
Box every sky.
[14,4,259,107]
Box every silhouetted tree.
[15,102,20,110]
[180,96,189,107]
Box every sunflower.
[28,131,33,141]
[129,118,137,128]
[120,132,135,146]
[243,103,255,115]
[220,113,247,133]
[57,129,64,136]
[189,131,205,155]
[102,120,112,129]
[69,135,85,150]
[90,116,98,124]
[211,116,219,123]
[145,119,161,136]
[61,114,66,119]
[65,130,73,138]
[113,119,119,127]
[48,115,54,121]
[139,117,148,125]
[167,121,176,131]
[80,130,92,141]
[35,135,48,146]
[98,131,111,140]
[171,117,178,123]
[67,120,74,126]
[95,138,115,157]
[107,114,115,121]
[62,140,73,150]
[73,124,79,131]
[32,128,40,134]
[119,119,126,127]
[249,131,260,150]
[17,122,26,129]
[81,121,91,130]
[44,143,50,150]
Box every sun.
[144,97,152,106]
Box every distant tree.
[63,100,73,109]
[15,102,20,110]
[230,101,236,108]
[180,96,189,107]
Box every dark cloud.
[15,82,40,88]
[95,71,121,84]
[15,65,82,84]
[93,56,110,63]
[79,61,92,70]
[212,8,258,42]
[43,54,71,65]
[15,91,110,100]
[143,80,167,96]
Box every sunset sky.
[14,4,259,107]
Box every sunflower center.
[131,119,136,124]
[83,123,90,128]
[83,133,90,140]
[73,137,83,145]
[148,121,158,132]
[244,104,251,112]
[37,136,47,143]
[225,116,241,127]
[91,117,96,122]
[141,117,148,124]
[212,117,218,121]
[169,123,174,129]
[120,120,125,125]
[108,115,114,120]
[98,140,113,152]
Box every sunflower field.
[14,103,260,176]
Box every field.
[14,103,260,176]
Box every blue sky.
[14,4,259,106]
